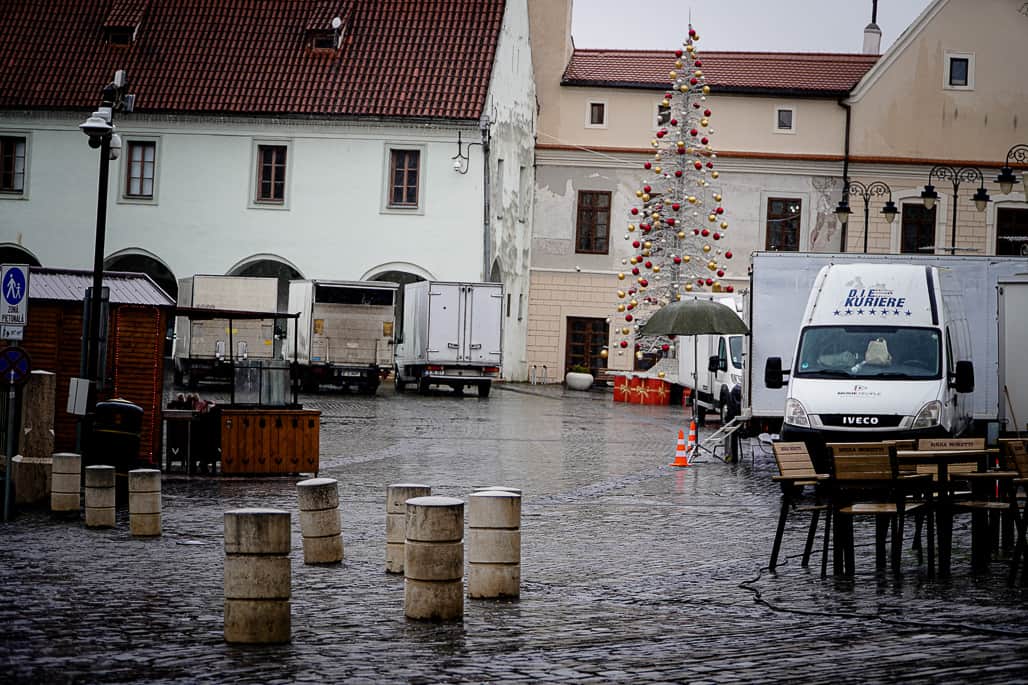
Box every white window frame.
[117,135,161,205]
[585,100,607,129]
[943,51,975,91]
[0,131,30,200]
[773,106,796,134]
[380,142,426,216]
[759,190,808,251]
[249,138,292,210]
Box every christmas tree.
[606,27,734,369]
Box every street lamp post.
[995,144,1028,198]
[833,180,897,253]
[79,72,132,401]
[920,165,989,254]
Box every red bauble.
[656,130,665,139]
[670,118,678,126]
[628,288,636,295]
[689,28,696,37]
[701,137,709,144]
[639,279,649,287]
[632,240,640,248]
[716,207,724,214]
[643,185,651,193]
[640,223,650,231]
[625,314,633,322]
[694,161,703,169]
[706,162,714,168]
[673,256,682,264]
[690,128,698,136]
[672,203,681,211]
[693,229,700,235]
[725,251,733,259]
[712,233,720,240]
[631,267,640,275]
[661,343,670,352]
[717,269,725,277]
[693,102,701,108]
[675,170,683,177]
[644,261,652,269]
[704,109,712,116]
[631,208,639,215]
[690,77,698,85]
[694,60,702,67]
[675,49,683,57]
[666,218,676,226]
[696,278,705,285]
[620,340,629,348]
[644,162,652,169]
[676,147,686,155]
[726,285,734,293]
[701,229,710,237]
[705,278,714,286]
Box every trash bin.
[88,399,144,504]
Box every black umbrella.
[638,298,748,426]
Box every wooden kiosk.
[169,307,319,475]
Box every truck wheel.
[477,382,491,398]
[394,375,406,393]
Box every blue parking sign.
[0,265,29,326]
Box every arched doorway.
[363,263,432,342]
[0,243,42,267]
[105,250,178,301]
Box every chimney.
[862,0,882,54]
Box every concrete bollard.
[224,508,291,644]
[84,465,116,528]
[128,469,162,537]
[473,486,523,495]
[404,496,464,621]
[297,477,343,564]
[386,483,431,573]
[50,452,81,514]
[468,490,522,599]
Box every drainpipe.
[481,116,492,281]
[838,99,852,252]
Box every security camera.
[108,133,122,160]
[453,158,462,172]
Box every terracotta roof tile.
[563,49,878,96]
[0,0,503,120]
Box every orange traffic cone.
[670,428,690,467]
[686,420,698,464]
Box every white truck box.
[287,280,398,394]
[174,275,278,387]
[394,281,503,397]
[747,252,1028,432]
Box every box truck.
[393,281,503,397]
[674,295,747,423]
[287,280,398,394]
[764,262,975,453]
[174,275,278,387]
[998,276,1028,432]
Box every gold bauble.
[680,84,689,92]
[675,294,682,301]
[700,118,709,127]
[617,272,626,280]
[712,282,722,292]
[643,241,652,249]
[675,60,683,68]
[708,214,717,222]
[628,224,636,232]
[652,266,661,273]
[617,290,626,298]
[682,255,691,263]
[703,245,712,254]
[662,99,670,107]
[708,260,717,269]
[629,299,638,307]
[686,44,694,53]
[688,196,697,204]
[702,85,711,94]
[600,349,609,359]
[617,304,626,312]
[720,221,728,229]
[654,166,662,174]
[651,139,658,146]
[685,283,694,291]
[711,171,719,178]
[677,231,686,239]
[622,327,630,335]
[635,190,643,198]
[713,193,722,202]
[694,70,703,77]
[669,70,678,79]
[642,193,651,202]
[658,371,666,378]
[636,351,644,360]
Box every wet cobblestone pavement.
[2,383,1027,683]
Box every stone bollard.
[50,452,82,514]
[468,490,522,599]
[474,486,523,495]
[129,469,162,537]
[386,483,431,573]
[84,465,116,528]
[404,496,464,621]
[297,477,343,564]
[224,508,291,644]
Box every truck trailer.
[173,275,279,387]
[393,281,503,397]
[287,280,398,394]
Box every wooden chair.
[1000,439,1028,585]
[828,442,933,577]
[915,437,985,494]
[770,442,831,576]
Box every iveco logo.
[854,385,868,392]
[843,416,879,425]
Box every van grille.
[819,414,903,428]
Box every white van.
[765,263,975,451]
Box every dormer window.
[102,0,148,45]
[105,27,135,45]
[310,30,338,50]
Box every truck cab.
[765,263,974,458]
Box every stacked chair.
[769,442,831,576]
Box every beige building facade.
[525,0,1027,382]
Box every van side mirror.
[708,355,720,373]
[764,357,788,389]
[952,360,974,393]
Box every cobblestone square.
[2,384,1026,683]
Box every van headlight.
[784,398,810,427]
[912,401,942,429]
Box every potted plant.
[565,364,594,390]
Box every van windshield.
[729,335,744,369]
[794,325,941,380]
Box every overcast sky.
[571,0,935,53]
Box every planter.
[565,372,594,390]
